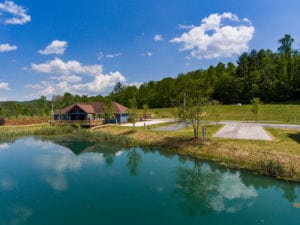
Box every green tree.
[114,81,123,93]
[142,104,149,118]
[251,97,262,122]
[37,96,49,116]
[179,78,210,138]
[104,99,115,121]
[278,34,294,57]
[128,98,138,128]
[211,100,221,124]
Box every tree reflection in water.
[126,148,142,176]
[174,159,258,217]
[174,160,220,217]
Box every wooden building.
[53,101,128,125]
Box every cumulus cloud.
[0,1,31,25]
[0,82,10,90]
[27,58,127,97]
[0,43,17,52]
[72,71,126,93]
[154,34,163,41]
[170,12,255,59]
[31,58,103,76]
[38,40,68,55]
[178,24,195,30]
[51,74,82,83]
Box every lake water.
[0,136,300,225]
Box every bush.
[258,159,293,177]
[0,118,5,126]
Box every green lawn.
[139,104,300,124]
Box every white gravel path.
[213,122,272,141]
[120,119,174,127]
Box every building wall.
[105,113,128,124]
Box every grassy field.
[140,104,300,124]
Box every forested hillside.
[0,34,299,118]
[110,34,300,108]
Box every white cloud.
[97,52,122,60]
[27,58,127,97]
[106,53,122,58]
[0,82,10,90]
[141,52,153,57]
[178,24,195,30]
[31,58,103,76]
[38,40,68,55]
[97,52,104,60]
[0,1,31,25]
[154,34,163,41]
[0,43,17,52]
[72,71,126,94]
[170,12,255,59]
[51,74,82,83]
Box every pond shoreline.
[1,123,300,182]
[91,124,300,182]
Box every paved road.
[153,122,189,131]
[153,121,300,141]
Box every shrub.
[259,160,287,177]
[0,118,5,126]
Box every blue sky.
[0,0,299,101]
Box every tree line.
[111,34,300,108]
[1,34,299,119]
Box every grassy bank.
[141,104,300,124]
[91,124,300,182]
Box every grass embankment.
[92,124,300,182]
[143,104,300,124]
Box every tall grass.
[0,125,76,142]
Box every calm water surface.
[0,136,300,225]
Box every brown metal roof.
[113,101,128,113]
[55,101,127,114]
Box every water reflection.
[241,173,298,203]
[0,177,18,191]
[4,205,33,225]
[0,142,10,150]
[174,159,257,216]
[126,148,142,176]
[0,137,299,224]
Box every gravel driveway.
[213,122,272,141]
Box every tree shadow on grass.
[287,133,300,144]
